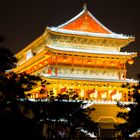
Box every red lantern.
[128,59,134,65]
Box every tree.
[0,37,43,140]
[0,36,97,139]
[38,89,98,139]
[0,37,17,73]
[116,80,140,139]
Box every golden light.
[63,56,68,62]
[36,93,39,98]
[87,60,91,64]
[44,60,48,64]
[128,59,134,65]
[39,63,43,67]
[89,93,94,98]
[34,65,37,69]
[111,61,115,66]
[80,90,84,97]
[45,53,51,58]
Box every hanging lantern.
[128,59,134,65]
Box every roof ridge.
[87,11,113,34]
[57,9,85,29]
[51,8,113,34]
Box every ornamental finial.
[83,0,87,10]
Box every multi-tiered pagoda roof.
[45,7,136,60]
[15,6,137,85]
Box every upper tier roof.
[47,8,134,40]
[58,9,112,34]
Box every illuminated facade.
[14,4,137,132]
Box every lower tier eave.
[42,75,138,86]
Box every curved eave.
[14,50,47,73]
[46,27,134,42]
[46,45,137,59]
[15,34,46,59]
[43,75,138,86]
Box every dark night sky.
[0,0,140,79]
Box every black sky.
[0,0,140,79]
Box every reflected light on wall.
[80,89,85,97]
